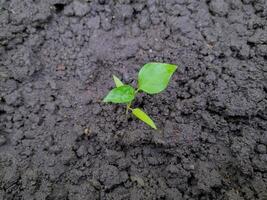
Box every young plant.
[103,62,177,129]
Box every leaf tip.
[103,97,109,103]
[113,75,124,87]
[169,64,178,72]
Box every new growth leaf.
[113,75,124,87]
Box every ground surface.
[0,0,267,199]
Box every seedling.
[103,62,177,129]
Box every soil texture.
[0,0,267,199]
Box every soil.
[0,0,267,199]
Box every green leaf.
[113,75,124,87]
[103,85,135,103]
[138,62,177,94]
[132,108,157,129]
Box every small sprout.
[103,62,177,129]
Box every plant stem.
[126,89,139,114]
[126,102,131,114]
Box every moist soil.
[0,0,267,199]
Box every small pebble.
[84,128,90,136]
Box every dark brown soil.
[0,0,267,199]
